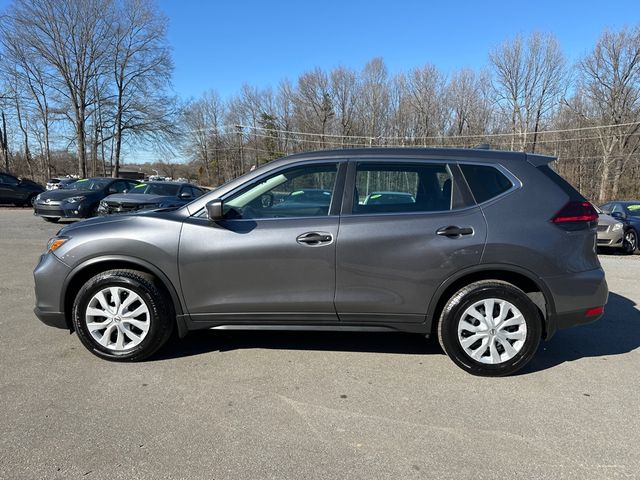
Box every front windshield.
[66,178,110,191]
[625,204,640,217]
[129,183,180,196]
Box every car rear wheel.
[438,280,542,376]
[72,269,174,361]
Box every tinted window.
[625,204,640,217]
[460,165,513,204]
[129,183,180,196]
[67,178,110,191]
[353,163,452,214]
[0,174,18,186]
[224,164,338,219]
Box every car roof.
[278,147,551,163]
[138,181,194,187]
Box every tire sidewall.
[625,229,639,255]
[440,284,542,376]
[72,272,168,360]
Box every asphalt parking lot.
[1,207,639,480]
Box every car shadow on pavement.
[522,292,640,374]
[155,330,443,361]
[154,292,640,373]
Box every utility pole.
[235,125,244,174]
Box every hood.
[597,213,621,226]
[57,213,134,235]
[39,188,97,201]
[103,193,180,205]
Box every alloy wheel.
[457,298,527,364]
[85,286,150,351]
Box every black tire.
[28,193,38,207]
[623,229,639,255]
[72,269,174,361]
[437,280,542,377]
[43,217,59,223]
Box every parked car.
[46,177,77,190]
[599,201,640,254]
[34,148,608,376]
[594,207,627,253]
[97,181,206,215]
[33,177,139,222]
[0,172,44,206]
[363,191,416,205]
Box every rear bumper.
[543,267,608,338]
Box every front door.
[179,161,345,324]
[334,160,487,323]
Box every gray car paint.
[34,147,608,339]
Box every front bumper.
[34,202,91,219]
[597,228,624,247]
[542,267,608,338]
[33,252,72,330]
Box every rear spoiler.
[526,153,556,167]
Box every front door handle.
[436,226,474,238]
[296,232,333,246]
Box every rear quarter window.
[460,165,513,203]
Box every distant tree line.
[183,28,640,202]
[0,1,638,203]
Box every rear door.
[334,160,487,324]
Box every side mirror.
[206,199,224,221]
[179,192,192,199]
[611,211,625,220]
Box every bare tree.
[4,0,114,177]
[578,27,640,202]
[490,32,566,151]
[296,68,334,148]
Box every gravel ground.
[0,207,639,480]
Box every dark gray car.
[33,148,608,376]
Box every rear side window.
[460,165,513,204]
[353,163,452,214]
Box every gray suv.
[34,148,608,376]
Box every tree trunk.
[76,105,87,178]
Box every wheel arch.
[61,255,187,336]
[427,264,556,339]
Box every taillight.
[551,201,598,223]
[585,306,604,317]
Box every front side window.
[223,163,338,219]
[353,163,452,214]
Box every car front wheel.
[438,280,542,376]
[72,269,174,361]
[623,229,639,255]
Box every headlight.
[64,196,86,204]
[99,200,107,207]
[46,236,69,253]
[612,222,623,231]
[35,193,42,202]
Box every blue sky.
[159,0,640,100]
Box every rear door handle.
[296,231,333,246]
[436,226,474,238]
